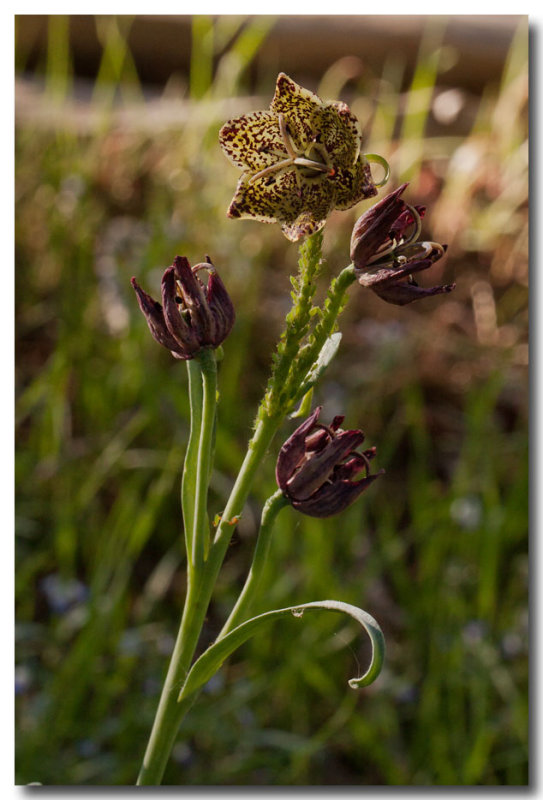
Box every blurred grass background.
[15,15,528,786]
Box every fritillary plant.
[132,73,455,785]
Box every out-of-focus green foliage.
[15,15,528,786]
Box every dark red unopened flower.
[276,406,383,518]
[350,183,455,306]
[131,256,235,359]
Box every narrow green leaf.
[178,599,385,701]
[289,386,314,419]
[296,332,342,401]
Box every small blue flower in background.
[15,665,32,695]
[40,573,89,615]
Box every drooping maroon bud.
[350,183,409,270]
[350,184,455,306]
[276,406,383,518]
[131,255,235,359]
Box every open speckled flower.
[219,73,386,242]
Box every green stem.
[138,350,216,785]
[136,411,282,785]
[191,349,217,566]
[182,359,204,572]
[136,572,208,785]
[211,413,284,553]
[218,489,288,639]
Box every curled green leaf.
[178,599,385,702]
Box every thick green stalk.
[217,489,288,639]
[260,231,324,419]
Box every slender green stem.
[218,489,288,639]
[211,413,284,552]
[136,572,208,785]
[191,349,217,566]
[136,412,282,785]
[182,359,204,573]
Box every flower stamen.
[365,204,425,269]
[248,158,294,185]
[278,112,298,159]
[366,238,399,265]
[399,204,423,248]
[293,157,331,174]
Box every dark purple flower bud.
[131,255,235,359]
[350,184,455,306]
[276,406,383,518]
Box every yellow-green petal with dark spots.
[219,111,285,172]
[227,169,303,224]
[315,102,361,169]
[334,159,377,210]
[270,72,321,152]
[280,179,336,242]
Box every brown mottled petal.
[227,169,302,225]
[330,415,345,431]
[161,267,200,354]
[219,111,285,172]
[207,269,236,346]
[333,453,370,481]
[357,259,429,289]
[357,243,445,289]
[174,258,216,344]
[372,281,456,306]
[304,416,344,452]
[173,256,201,301]
[286,429,365,501]
[334,158,378,211]
[275,406,322,491]
[314,102,361,169]
[350,183,408,268]
[305,428,332,453]
[131,277,188,358]
[292,472,383,518]
[270,72,321,152]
